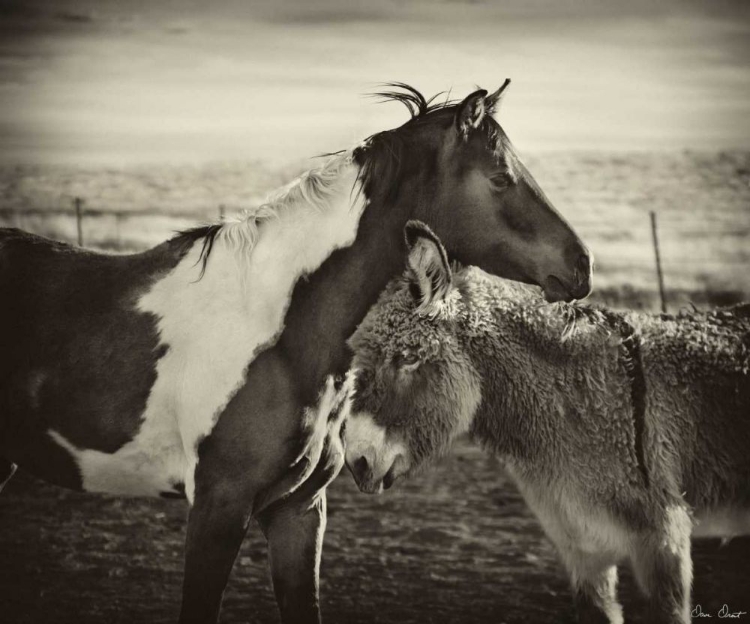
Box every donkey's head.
[356,82,592,302]
[345,221,481,494]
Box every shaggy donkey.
[344,221,750,624]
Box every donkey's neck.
[457,271,627,465]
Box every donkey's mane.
[173,83,498,274]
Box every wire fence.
[1,197,747,312]
[0,198,228,248]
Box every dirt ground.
[1,439,749,624]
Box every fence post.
[218,204,225,221]
[649,211,666,313]
[74,197,84,247]
[114,213,121,249]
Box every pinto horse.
[0,82,592,623]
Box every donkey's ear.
[404,220,452,315]
[485,78,511,114]
[455,89,489,136]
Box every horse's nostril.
[576,253,591,278]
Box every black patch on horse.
[0,228,191,488]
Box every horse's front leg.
[255,405,347,624]
[257,490,327,624]
[179,474,255,624]
[177,347,348,624]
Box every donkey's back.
[636,303,750,525]
[0,228,188,490]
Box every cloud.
[54,11,95,24]
[1,0,749,164]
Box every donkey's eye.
[398,352,421,372]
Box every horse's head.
[356,82,592,302]
[344,222,482,494]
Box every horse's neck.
[138,159,368,374]
[184,154,409,405]
[278,196,412,403]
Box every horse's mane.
[356,83,507,202]
[371,82,457,119]
[354,83,461,203]
[172,150,356,276]
[173,83,492,275]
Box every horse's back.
[0,228,187,490]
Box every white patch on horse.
[50,153,366,502]
[47,428,183,496]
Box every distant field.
[1,150,749,310]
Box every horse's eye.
[490,171,513,190]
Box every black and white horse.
[0,83,592,623]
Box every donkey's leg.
[631,506,692,624]
[0,458,17,494]
[257,490,326,624]
[531,501,623,624]
[559,549,623,624]
[572,564,622,624]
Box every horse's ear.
[404,220,453,315]
[485,78,511,114]
[455,89,488,136]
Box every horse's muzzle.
[545,252,593,302]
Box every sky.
[1,0,749,165]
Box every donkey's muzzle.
[346,455,389,494]
[349,456,370,485]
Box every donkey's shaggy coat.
[344,222,750,624]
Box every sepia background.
[1,0,749,622]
